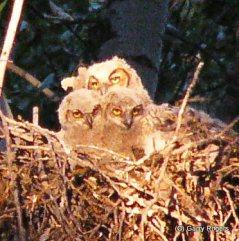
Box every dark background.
[0,0,238,130]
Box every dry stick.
[1,94,13,118]
[140,59,205,241]
[223,188,239,225]
[218,116,239,137]
[3,114,58,138]
[160,58,204,184]
[7,61,58,100]
[0,111,27,241]
[118,203,125,241]
[175,59,204,136]
[32,106,39,125]
[148,223,168,241]
[0,0,25,96]
[0,1,26,239]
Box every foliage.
[159,0,239,126]
[0,0,8,15]
[1,0,109,129]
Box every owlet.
[101,87,166,160]
[58,89,102,150]
[61,56,151,103]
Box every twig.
[76,144,130,160]
[165,23,226,71]
[14,179,27,241]
[174,195,186,241]
[0,110,27,241]
[11,144,51,151]
[148,223,168,241]
[0,94,13,117]
[175,57,204,135]
[0,0,25,96]
[7,61,59,101]
[49,0,74,21]
[223,188,239,225]
[32,106,39,125]
[118,203,125,241]
[2,114,58,138]
[218,116,239,137]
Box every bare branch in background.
[7,61,59,101]
[49,0,74,22]
[0,0,25,96]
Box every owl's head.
[80,56,142,94]
[102,87,147,130]
[58,89,102,129]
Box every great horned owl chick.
[61,56,151,103]
[58,89,102,150]
[101,87,165,160]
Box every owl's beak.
[85,115,93,129]
[100,85,107,95]
[123,116,133,129]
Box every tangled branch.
[0,108,238,241]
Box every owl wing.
[145,103,178,132]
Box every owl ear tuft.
[77,66,88,88]
[77,66,87,76]
[61,67,88,91]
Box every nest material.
[0,110,238,241]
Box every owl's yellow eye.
[88,76,100,90]
[112,108,122,117]
[132,105,143,116]
[109,68,129,86]
[72,109,83,119]
[110,76,120,84]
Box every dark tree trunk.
[98,0,169,99]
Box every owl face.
[58,89,102,129]
[87,68,130,94]
[103,87,146,130]
[65,104,101,129]
[83,56,141,94]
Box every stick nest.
[0,110,238,241]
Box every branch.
[0,0,25,96]
[0,105,238,239]
[175,57,204,135]
[165,23,226,71]
[49,0,74,22]
[7,61,59,101]
[0,94,13,118]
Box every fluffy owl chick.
[86,56,150,98]
[62,56,151,102]
[58,89,102,150]
[101,87,162,160]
